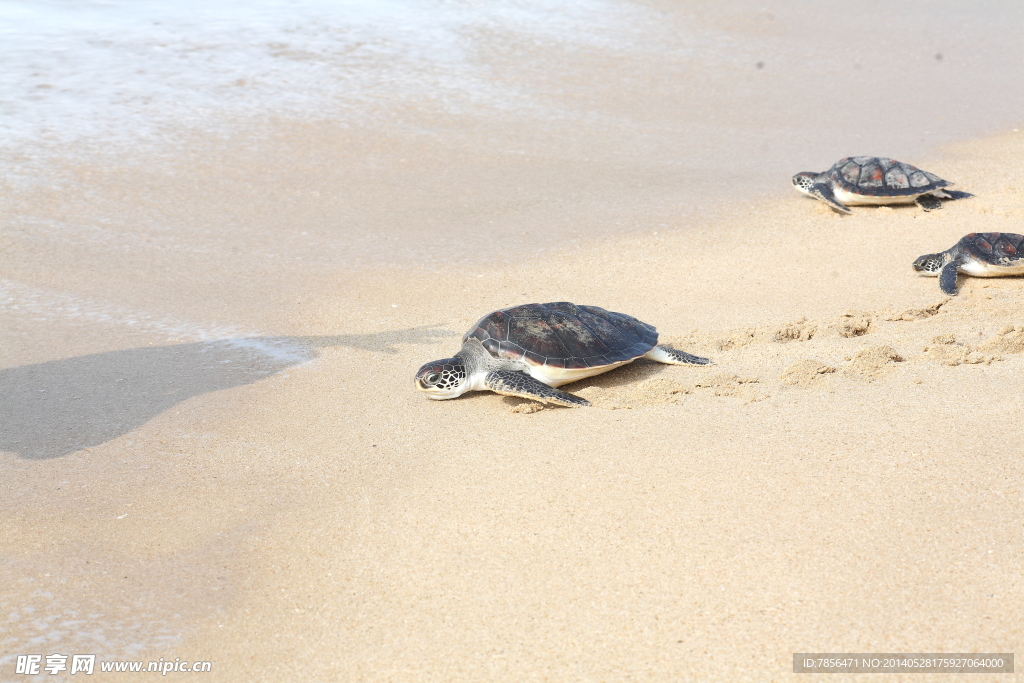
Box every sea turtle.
[792,156,967,214]
[913,232,1024,295]
[414,302,711,407]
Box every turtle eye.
[426,373,441,385]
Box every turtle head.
[912,252,947,275]
[791,172,817,195]
[414,357,469,399]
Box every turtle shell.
[464,302,658,370]
[958,232,1024,265]
[828,156,950,197]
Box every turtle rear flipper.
[916,194,943,211]
[645,345,712,365]
[810,183,851,214]
[944,190,974,201]
[939,260,961,295]
[485,370,589,407]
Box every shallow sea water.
[3,1,1023,165]
[0,0,681,150]
[3,1,1024,268]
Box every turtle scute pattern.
[465,302,658,370]
[831,157,946,196]
[960,232,1024,264]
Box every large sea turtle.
[414,302,711,407]
[792,156,967,214]
[913,232,1024,295]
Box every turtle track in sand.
[504,286,1024,412]
[667,300,949,354]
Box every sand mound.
[507,400,546,414]
[834,311,874,338]
[881,299,949,321]
[918,324,1024,367]
[843,345,904,381]
[782,359,837,387]
[977,324,1024,354]
[922,334,998,366]
[772,319,817,343]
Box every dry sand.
[3,3,1024,681]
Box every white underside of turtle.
[832,187,946,206]
[958,259,1024,277]
[521,345,684,386]
[525,357,635,387]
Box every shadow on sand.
[0,326,454,460]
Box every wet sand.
[3,2,1024,681]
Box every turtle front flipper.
[916,194,943,211]
[810,183,852,214]
[484,370,590,407]
[645,345,712,365]
[939,260,961,295]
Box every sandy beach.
[3,2,1024,681]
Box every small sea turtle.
[792,156,967,214]
[414,302,710,407]
[913,232,1024,295]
